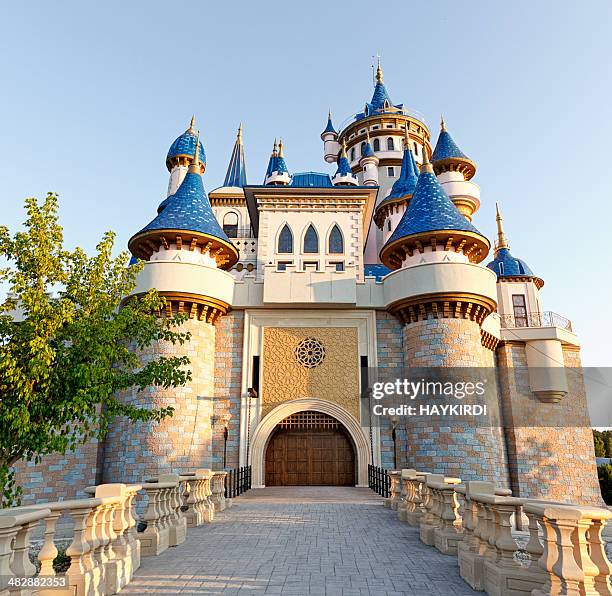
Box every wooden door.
[265,411,355,486]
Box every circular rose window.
[294,337,326,369]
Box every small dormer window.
[499,262,505,275]
[364,105,369,116]
[384,100,390,109]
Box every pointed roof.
[335,141,353,177]
[431,117,476,180]
[166,115,207,171]
[380,144,489,268]
[130,133,238,268]
[486,203,543,287]
[322,111,337,136]
[361,132,375,158]
[386,130,419,200]
[223,124,247,188]
[355,60,404,121]
[264,138,290,183]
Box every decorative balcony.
[499,310,572,332]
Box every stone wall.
[497,342,601,504]
[103,317,216,483]
[212,310,244,469]
[401,317,510,485]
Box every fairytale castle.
[18,63,600,504]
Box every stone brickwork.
[376,312,405,469]
[103,317,216,483]
[13,439,100,505]
[212,310,244,469]
[497,342,601,504]
[401,318,510,486]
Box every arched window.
[223,211,239,237]
[360,142,366,156]
[303,225,319,253]
[350,148,355,161]
[373,138,380,152]
[278,224,293,253]
[328,225,344,254]
[387,137,395,151]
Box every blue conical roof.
[223,126,247,187]
[137,171,229,243]
[486,248,535,278]
[385,171,481,244]
[335,155,352,177]
[387,144,419,200]
[166,120,207,168]
[370,80,392,112]
[362,140,375,158]
[322,113,337,135]
[432,128,469,162]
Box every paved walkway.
[123,486,478,595]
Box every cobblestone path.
[123,486,478,595]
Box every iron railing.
[225,226,256,239]
[224,465,252,498]
[368,464,390,498]
[499,311,572,332]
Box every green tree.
[0,193,192,506]
[593,430,606,458]
[598,464,612,505]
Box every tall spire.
[278,138,284,158]
[223,124,248,188]
[376,57,383,83]
[495,202,509,254]
[420,133,433,174]
[440,115,446,131]
[189,114,196,132]
[188,131,201,174]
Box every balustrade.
[386,471,402,510]
[182,469,214,526]
[210,472,228,512]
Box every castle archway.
[250,398,370,488]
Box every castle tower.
[103,133,239,482]
[165,116,206,197]
[431,117,480,221]
[264,139,291,185]
[321,111,340,163]
[331,140,358,186]
[379,146,509,484]
[374,127,419,244]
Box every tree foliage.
[0,193,192,506]
[593,429,612,458]
[598,464,612,505]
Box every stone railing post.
[210,471,228,512]
[397,469,416,522]
[418,473,444,546]
[138,481,176,556]
[0,508,49,595]
[125,484,142,573]
[159,474,187,547]
[526,503,612,596]
[386,471,401,510]
[183,469,214,526]
[405,473,425,526]
[433,480,463,555]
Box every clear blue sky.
[1,0,610,366]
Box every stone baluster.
[139,482,175,556]
[418,473,444,546]
[406,474,425,526]
[0,508,49,595]
[201,470,215,522]
[125,484,142,573]
[37,509,63,578]
[159,474,187,547]
[211,471,228,512]
[432,479,462,556]
[386,471,401,510]
[182,474,200,527]
[524,502,612,596]
[397,469,415,522]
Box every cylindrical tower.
[321,111,340,163]
[380,149,509,485]
[103,133,239,483]
[165,116,206,197]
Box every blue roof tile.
[335,156,353,177]
[486,248,536,278]
[167,129,206,166]
[387,144,419,199]
[290,172,333,187]
[385,171,481,245]
[432,129,469,162]
[322,114,337,135]
[223,127,247,187]
[137,172,229,242]
[364,263,391,281]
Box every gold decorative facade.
[262,327,360,419]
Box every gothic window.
[350,148,355,161]
[360,142,366,156]
[278,224,293,253]
[328,225,344,254]
[303,225,319,253]
[387,137,395,151]
[373,138,380,152]
[223,211,238,237]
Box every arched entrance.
[265,411,355,486]
[249,398,371,488]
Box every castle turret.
[374,127,419,242]
[104,131,239,482]
[432,117,480,221]
[165,115,206,197]
[359,132,379,186]
[264,138,291,185]
[379,142,506,484]
[321,111,340,163]
[332,140,358,186]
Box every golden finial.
[495,202,509,253]
[272,138,278,156]
[341,139,348,157]
[237,123,243,143]
[420,133,433,173]
[328,109,332,120]
[278,138,284,158]
[376,57,383,83]
[188,130,201,173]
[366,130,371,144]
[403,125,410,149]
[188,114,196,132]
[440,115,446,131]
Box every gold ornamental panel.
[262,327,360,420]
